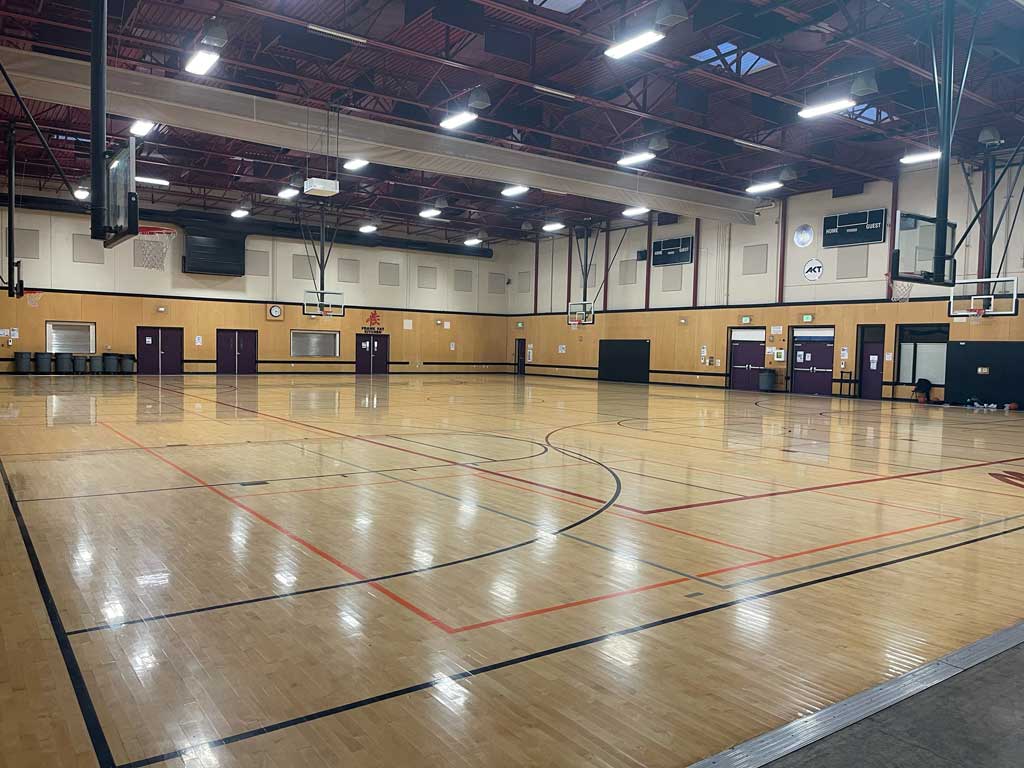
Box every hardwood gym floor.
[2,373,1024,768]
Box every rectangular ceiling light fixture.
[184,49,220,75]
[900,150,941,165]
[617,151,656,167]
[798,98,856,119]
[745,180,783,194]
[306,24,368,45]
[135,176,170,187]
[439,111,477,130]
[604,30,665,60]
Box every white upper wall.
[2,210,520,314]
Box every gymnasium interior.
[1,0,1023,765]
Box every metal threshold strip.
[689,620,1024,767]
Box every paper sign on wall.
[0,329,8,337]
[766,347,776,354]
[195,335,202,346]
[443,321,451,329]
[449,342,456,351]
[840,346,849,360]
[774,349,785,362]
[770,325,783,335]
[403,319,413,330]
[145,336,153,345]
[9,328,17,340]
[527,349,533,362]
[796,351,804,363]
[885,351,893,361]
[700,345,708,357]
[869,355,879,370]
[557,344,567,354]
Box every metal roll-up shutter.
[46,321,95,353]
[290,330,339,357]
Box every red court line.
[450,575,692,633]
[639,455,1024,514]
[606,510,775,557]
[99,422,457,633]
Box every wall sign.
[361,310,385,335]
[803,259,824,281]
[793,224,814,248]
[822,209,887,248]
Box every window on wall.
[290,330,340,357]
[897,324,949,385]
[46,321,96,353]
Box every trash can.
[55,352,73,374]
[758,368,776,392]
[14,351,30,374]
[102,352,119,374]
[90,355,104,374]
[119,355,135,374]
[33,352,52,374]
[72,355,88,374]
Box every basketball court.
[2,0,1024,766]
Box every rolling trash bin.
[73,355,88,374]
[14,351,30,374]
[90,355,104,374]
[103,353,119,374]
[55,353,73,374]
[758,368,776,392]
[33,352,52,374]
[120,355,135,374]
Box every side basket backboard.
[103,136,139,249]
[891,211,956,287]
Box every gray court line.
[285,442,719,587]
[687,620,1024,768]
[716,512,1024,590]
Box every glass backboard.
[104,136,139,248]
[891,211,956,287]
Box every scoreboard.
[822,209,887,248]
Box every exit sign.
[740,316,752,324]
[802,314,814,323]
[516,321,524,328]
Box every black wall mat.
[598,339,650,384]
[945,341,1024,405]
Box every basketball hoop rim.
[138,226,177,237]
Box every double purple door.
[730,340,766,391]
[355,334,389,374]
[216,329,258,375]
[791,339,835,396]
[136,326,184,375]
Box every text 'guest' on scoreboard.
[822,209,887,248]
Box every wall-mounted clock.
[267,304,284,321]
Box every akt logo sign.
[802,258,824,281]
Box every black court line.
[116,520,1024,768]
[0,460,116,768]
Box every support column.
[644,211,653,310]
[933,0,956,277]
[691,218,701,307]
[979,151,995,284]
[90,0,107,240]
[7,124,15,297]
[776,198,787,305]
[532,237,539,315]
[603,219,610,312]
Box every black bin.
[119,355,135,374]
[33,352,52,374]
[90,355,104,374]
[102,353,119,374]
[14,351,31,374]
[758,368,777,392]
[73,355,88,374]
[55,353,73,375]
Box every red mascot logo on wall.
[361,311,385,335]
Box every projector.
[303,178,340,197]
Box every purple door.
[515,338,527,375]
[217,330,258,374]
[859,340,884,400]
[371,334,389,374]
[137,327,183,375]
[216,329,236,374]
[791,339,834,396]
[790,339,831,393]
[730,339,766,391]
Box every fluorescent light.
[73,187,90,201]
[900,150,942,165]
[277,187,300,199]
[306,24,368,45]
[230,208,249,219]
[501,184,529,197]
[798,98,856,119]
[129,120,155,137]
[439,110,477,130]
[464,237,483,246]
[419,207,442,218]
[542,222,565,232]
[135,176,169,187]
[534,85,576,100]
[343,158,369,171]
[622,206,650,217]
[358,223,378,233]
[604,30,665,60]
[745,180,783,194]
[733,138,783,154]
[617,150,656,167]
[184,49,220,75]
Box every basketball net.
[890,280,912,303]
[24,289,42,308]
[135,226,176,271]
[967,307,986,324]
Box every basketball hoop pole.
[90,0,107,240]
[7,122,15,297]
